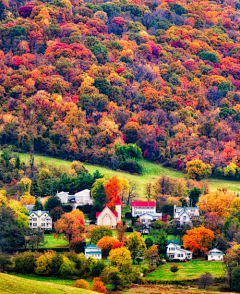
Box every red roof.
[132,201,156,207]
[115,196,122,205]
[96,206,118,218]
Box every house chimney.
[38,210,41,216]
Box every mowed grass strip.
[17,153,240,197]
[0,273,96,294]
[38,234,68,248]
[146,260,226,281]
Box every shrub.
[91,260,106,277]
[170,264,179,274]
[35,251,62,276]
[125,212,132,219]
[73,279,90,289]
[0,254,13,271]
[91,277,107,293]
[198,272,214,289]
[59,256,77,278]
[14,251,36,274]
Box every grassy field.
[38,234,68,248]
[123,285,232,294]
[146,260,226,281]
[17,153,240,198]
[0,273,96,294]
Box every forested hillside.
[1,0,240,178]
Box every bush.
[59,256,77,278]
[14,251,36,274]
[73,279,90,289]
[119,159,143,174]
[35,251,62,276]
[126,227,133,232]
[198,272,214,289]
[91,260,106,277]
[0,254,13,272]
[77,205,92,214]
[91,277,107,293]
[125,212,132,219]
[170,264,179,274]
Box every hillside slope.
[1,0,240,181]
[0,273,97,294]
[18,153,240,197]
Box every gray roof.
[29,211,52,218]
[207,248,224,255]
[24,205,34,212]
[139,213,162,217]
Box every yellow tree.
[108,247,132,268]
[186,160,212,180]
[197,190,235,218]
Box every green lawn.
[0,273,96,294]
[38,234,68,248]
[17,153,240,198]
[146,260,226,281]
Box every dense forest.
[1,0,240,178]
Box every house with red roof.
[96,197,121,229]
[132,201,156,217]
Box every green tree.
[189,187,202,207]
[33,200,43,211]
[124,232,146,264]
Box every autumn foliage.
[96,236,119,254]
[183,227,215,255]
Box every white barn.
[85,245,102,259]
[207,248,225,261]
[57,189,93,205]
[167,241,193,261]
[174,205,199,226]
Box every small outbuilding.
[85,244,102,260]
[207,248,225,261]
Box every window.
[33,218,37,221]
[33,223,37,227]
[177,254,180,257]
[41,223,45,227]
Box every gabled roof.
[85,244,101,249]
[132,201,156,207]
[115,196,122,205]
[207,248,225,255]
[167,240,180,245]
[96,206,118,218]
[29,211,52,218]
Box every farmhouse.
[96,197,121,228]
[139,212,163,228]
[173,205,199,226]
[207,248,225,261]
[132,201,156,217]
[166,241,193,261]
[85,244,102,259]
[29,210,52,230]
[57,189,93,205]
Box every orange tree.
[96,236,119,254]
[182,227,214,255]
[54,210,85,244]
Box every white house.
[57,189,93,205]
[29,210,52,230]
[166,241,193,261]
[132,201,156,217]
[174,205,199,226]
[207,248,225,261]
[96,197,121,229]
[139,212,163,228]
[85,244,102,259]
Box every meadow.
[17,153,240,198]
[146,260,226,282]
[38,234,68,248]
[0,273,96,294]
